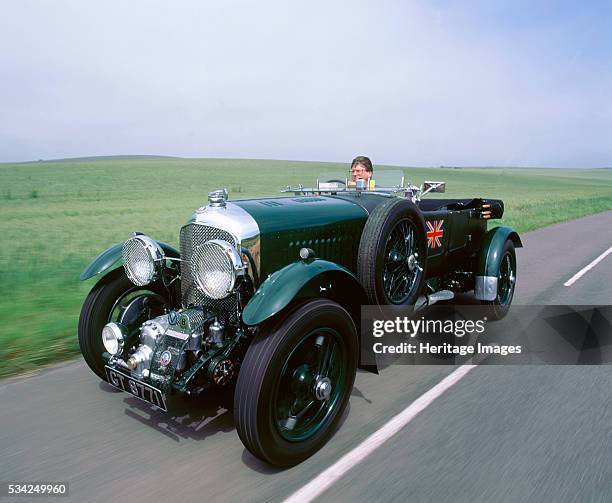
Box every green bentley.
[78,171,521,466]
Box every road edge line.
[283,364,477,503]
[564,245,612,287]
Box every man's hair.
[351,155,373,173]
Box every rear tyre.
[357,198,427,305]
[78,268,168,380]
[480,240,516,320]
[234,299,358,467]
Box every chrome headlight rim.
[102,322,126,356]
[122,234,166,286]
[192,239,245,300]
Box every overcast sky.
[1,0,610,166]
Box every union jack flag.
[426,220,444,248]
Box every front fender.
[79,241,180,281]
[242,259,366,326]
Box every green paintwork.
[237,195,515,325]
[234,196,369,278]
[242,258,363,326]
[234,194,504,281]
[79,241,180,281]
[476,226,522,277]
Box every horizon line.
[1,154,610,170]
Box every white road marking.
[563,245,612,287]
[283,364,477,503]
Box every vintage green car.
[78,171,521,466]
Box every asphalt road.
[1,210,611,503]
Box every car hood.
[233,196,369,277]
[233,196,368,235]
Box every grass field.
[1,158,611,377]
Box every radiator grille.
[180,223,238,320]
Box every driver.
[350,155,373,183]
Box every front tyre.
[78,268,167,380]
[234,299,358,467]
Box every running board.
[415,290,455,310]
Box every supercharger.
[110,308,224,381]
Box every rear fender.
[475,226,522,300]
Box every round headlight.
[192,239,244,299]
[102,322,125,355]
[122,235,165,286]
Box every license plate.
[105,366,167,411]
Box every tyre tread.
[234,298,357,466]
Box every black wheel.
[234,299,358,467]
[78,268,169,380]
[481,240,516,320]
[325,179,346,185]
[357,198,427,305]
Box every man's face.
[351,163,371,181]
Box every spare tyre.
[357,197,427,305]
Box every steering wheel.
[325,179,346,185]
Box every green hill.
[1,157,611,377]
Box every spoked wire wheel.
[481,239,517,320]
[382,219,423,304]
[497,251,516,306]
[357,198,427,306]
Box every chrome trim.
[314,376,332,401]
[208,188,228,208]
[188,201,261,281]
[122,234,165,286]
[415,289,455,310]
[128,316,168,378]
[192,239,246,299]
[102,322,125,355]
[299,247,315,260]
[474,275,498,301]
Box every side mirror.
[422,181,446,194]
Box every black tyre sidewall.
[482,240,516,320]
[234,299,358,467]
[78,268,166,380]
[358,198,427,306]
